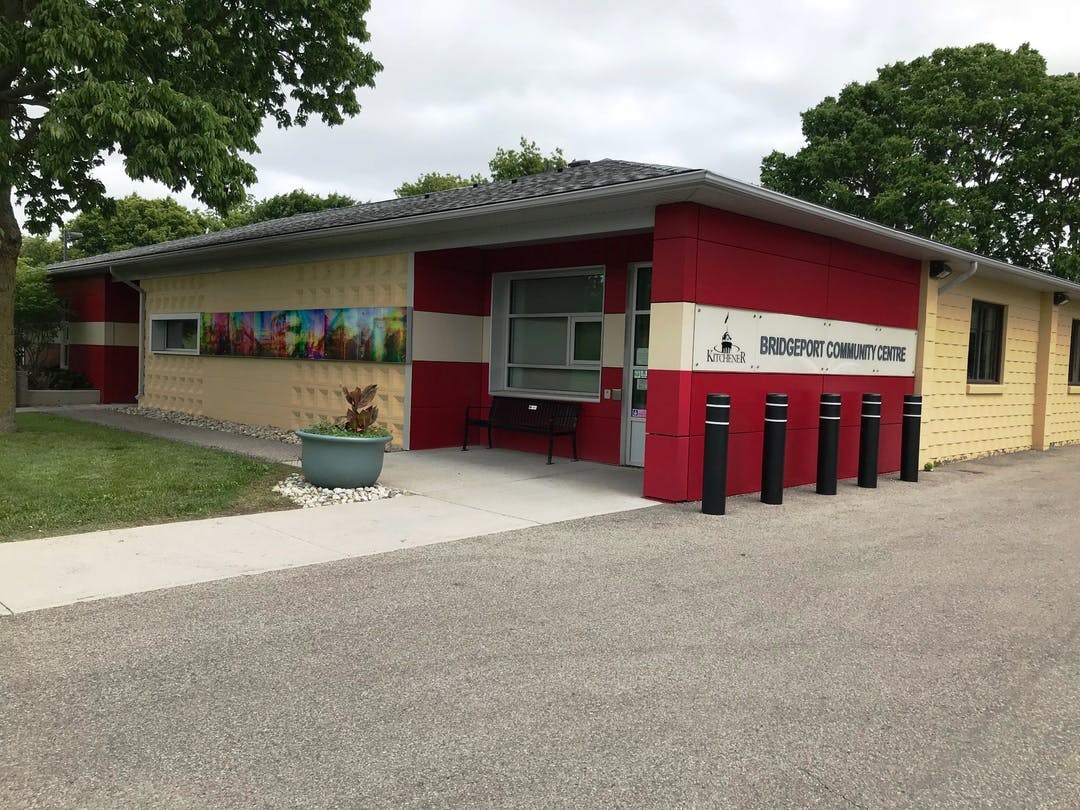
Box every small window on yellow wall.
[967,300,1005,384]
[1069,320,1080,386]
[150,315,199,354]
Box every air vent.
[567,159,591,168]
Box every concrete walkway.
[2,407,653,614]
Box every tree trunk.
[0,187,22,433]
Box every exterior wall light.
[928,260,953,280]
[1053,291,1070,306]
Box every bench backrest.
[489,397,580,431]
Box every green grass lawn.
[0,413,296,541]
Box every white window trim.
[490,266,605,401]
[150,313,200,355]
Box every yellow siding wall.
[141,255,410,443]
[918,273,1080,463]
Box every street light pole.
[61,229,83,262]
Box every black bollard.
[858,393,882,488]
[816,393,842,495]
[702,393,731,515]
[901,394,922,482]
[760,393,788,505]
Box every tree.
[223,189,358,227]
[66,195,218,257]
[0,1,382,432]
[13,267,69,387]
[394,172,487,198]
[17,234,62,271]
[760,44,1080,279]
[489,137,567,180]
[395,137,567,197]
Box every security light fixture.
[928,260,952,280]
[1053,291,1070,306]
[60,229,83,262]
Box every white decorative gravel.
[272,473,407,508]
[115,405,409,508]
[115,405,301,443]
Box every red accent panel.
[105,279,140,322]
[826,267,918,329]
[645,369,693,436]
[484,235,652,275]
[411,360,485,449]
[654,203,701,240]
[603,263,629,314]
[66,344,137,403]
[413,249,486,315]
[695,242,830,316]
[689,372,825,435]
[698,208,832,265]
[651,237,698,303]
[643,434,690,501]
[51,275,107,322]
[829,241,920,282]
[824,376,914,427]
[724,431,764,496]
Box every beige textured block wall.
[141,255,409,443]
[1045,301,1080,446]
[920,276,1042,462]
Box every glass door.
[625,265,651,467]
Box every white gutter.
[938,261,978,295]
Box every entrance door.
[624,264,651,467]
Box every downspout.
[938,261,978,295]
[115,272,146,400]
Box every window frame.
[150,313,200,355]
[490,266,605,401]
[1069,319,1080,387]
[967,299,1006,384]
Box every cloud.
[46,0,1080,222]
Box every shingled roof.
[51,159,696,272]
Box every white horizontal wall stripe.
[411,311,485,364]
[68,321,140,348]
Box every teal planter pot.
[295,430,392,488]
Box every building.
[49,160,1080,501]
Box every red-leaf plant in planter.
[295,385,393,488]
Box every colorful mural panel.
[200,307,407,362]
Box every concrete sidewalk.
[0,440,653,614]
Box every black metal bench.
[462,396,581,464]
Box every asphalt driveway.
[2,447,1078,807]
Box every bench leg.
[572,431,578,461]
[487,423,493,449]
[546,432,554,464]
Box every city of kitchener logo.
[705,312,747,364]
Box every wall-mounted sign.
[200,307,407,363]
[692,306,916,376]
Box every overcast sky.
[91,0,1080,214]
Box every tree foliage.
[14,267,69,384]
[760,44,1080,278]
[66,195,217,256]
[489,137,567,181]
[395,172,487,198]
[395,137,567,197]
[223,189,358,227]
[0,0,382,430]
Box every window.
[1070,320,1080,386]
[967,300,1005,384]
[150,314,199,354]
[491,268,604,399]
